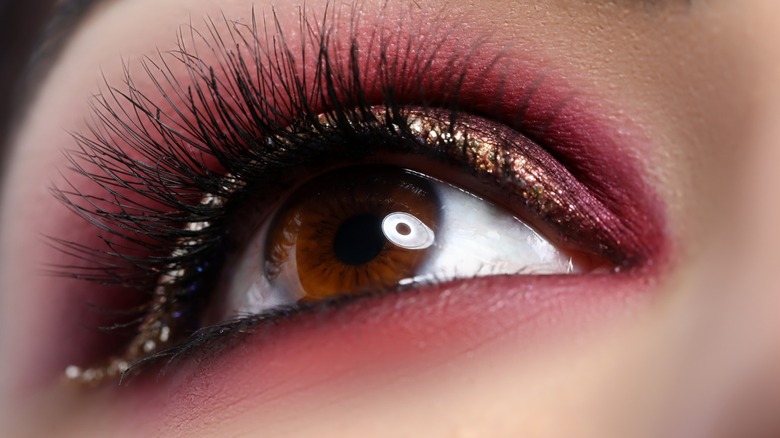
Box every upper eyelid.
[3,0,692,171]
[6,0,695,149]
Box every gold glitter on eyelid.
[64,195,228,385]
[398,107,568,220]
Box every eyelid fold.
[44,3,666,387]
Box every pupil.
[333,214,386,265]
[395,222,412,236]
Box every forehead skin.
[2,0,780,436]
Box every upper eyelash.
[50,7,471,287]
[51,4,519,383]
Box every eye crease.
[51,5,660,386]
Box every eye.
[54,8,663,385]
[205,164,584,323]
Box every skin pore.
[2,0,780,436]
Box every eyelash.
[50,8,486,383]
[51,6,651,384]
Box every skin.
[2,0,780,436]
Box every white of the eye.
[399,181,577,286]
[382,212,435,250]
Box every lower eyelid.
[118,274,653,430]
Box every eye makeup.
[42,2,666,390]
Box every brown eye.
[265,166,440,300]
[204,161,587,325]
